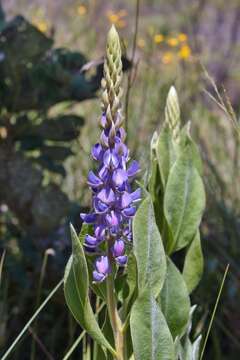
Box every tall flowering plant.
[64,26,206,360]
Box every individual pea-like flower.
[80,26,141,282]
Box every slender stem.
[106,245,125,360]
[200,264,229,360]
[1,279,63,360]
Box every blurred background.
[0,0,240,359]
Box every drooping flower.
[81,26,141,282]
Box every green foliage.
[164,148,205,253]
[133,196,166,298]
[64,224,116,357]
[183,231,204,293]
[160,257,190,339]
[130,289,175,360]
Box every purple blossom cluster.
[81,113,140,282]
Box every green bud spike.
[101,25,123,130]
[165,86,181,141]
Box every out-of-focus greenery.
[0,0,240,359]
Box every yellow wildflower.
[35,20,48,33]
[154,34,164,44]
[137,38,146,48]
[178,33,188,42]
[167,37,179,47]
[162,52,174,65]
[106,10,127,28]
[178,45,191,60]
[77,5,87,16]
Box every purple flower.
[93,256,111,282]
[81,112,141,281]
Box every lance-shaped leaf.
[156,125,176,188]
[183,231,204,293]
[164,150,205,252]
[160,257,190,339]
[64,224,116,357]
[177,123,203,176]
[133,196,166,298]
[130,289,175,360]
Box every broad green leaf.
[183,231,204,293]
[164,150,205,252]
[156,125,176,188]
[133,196,166,297]
[160,258,190,339]
[130,289,175,360]
[178,124,203,176]
[64,224,116,357]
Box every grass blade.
[200,264,229,360]
[0,250,6,286]
[1,279,63,360]
[63,302,105,360]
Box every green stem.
[106,246,125,360]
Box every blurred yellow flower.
[167,37,179,47]
[178,33,188,42]
[106,9,127,28]
[77,5,87,16]
[137,38,146,48]
[162,52,174,65]
[0,127,7,139]
[154,34,164,44]
[178,44,191,59]
[34,20,48,33]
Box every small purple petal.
[98,165,109,181]
[94,198,109,213]
[91,143,103,161]
[127,160,140,177]
[80,213,96,223]
[97,188,115,204]
[93,270,106,282]
[122,206,136,217]
[85,234,98,247]
[119,192,132,209]
[100,130,109,147]
[106,211,119,227]
[112,169,128,187]
[95,256,110,274]
[112,239,125,257]
[87,171,103,188]
[94,225,106,239]
[116,255,128,266]
[103,149,119,168]
[131,188,141,202]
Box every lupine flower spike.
[81,25,141,282]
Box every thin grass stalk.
[62,302,105,360]
[31,249,53,360]
[1,279,63,360]
[0,249,6,287]
[200,264,230,359]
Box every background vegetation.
[0,0,240,359]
